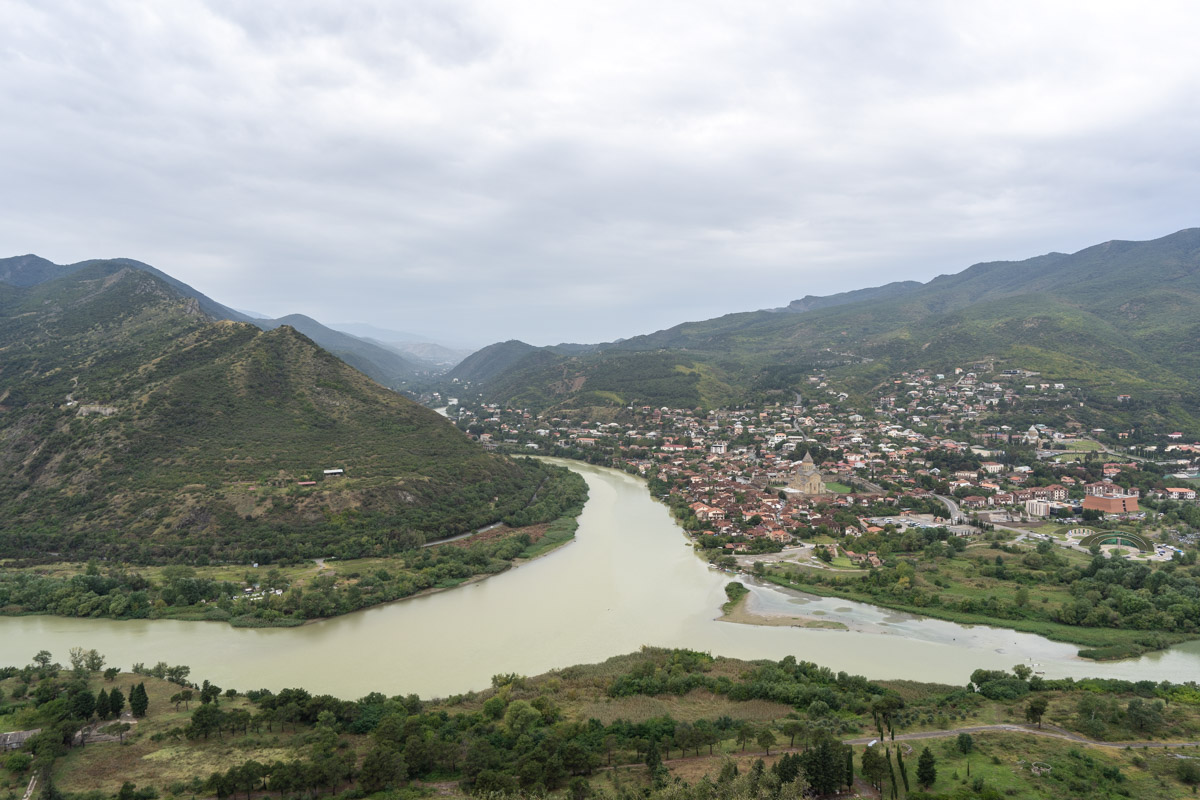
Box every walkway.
[843,722,1200,750]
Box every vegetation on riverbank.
[0,482,585,628]
[6,647,1200,800]
[741,523,1200,660]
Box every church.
[787,451,826,495]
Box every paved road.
[934,494,965,525]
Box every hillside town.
[439,365,1200,562]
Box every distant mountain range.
[0,259,567,563]
[446,228,1200,431]
[0,255,471,386]
[329,322,477,367]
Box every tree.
[780,719,806,748]
[33,650,53,669]
[956,732,974,754]
[69,689,96,722]
[1126,698,1164,733]
[189,702,224,740]
[109,687,125,717]
[800,734,848,796]
[360,744,407,792]
[95,689,112,720]
[130,683,149,717]
[1026,696,1049,728]
[917,747,937,788]
[861,746,888,790]
[757,728,777,756]
[84,650,106,672]
[103,667,120,682]
[737,722,756,752]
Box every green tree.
[780,719,806,748]
[360,744,407,792]
[757,728,777,756]
[84,649,105,672]
[95,689,111,720]
[130,682,149,717]
[956,732,974,754]
[69,688,96,721]
[1126,698,1164,733]
[917,747,937,788]
[5,752,33,774]
[861,746,888,790]
[737,722,756,752]
[800,734,847,795]
[109,686,125,717]
[188,702,224,740]
[1026,696,1049,728]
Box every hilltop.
[0,262,584,565]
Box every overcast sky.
[3,2,1199,347]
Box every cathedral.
[787,451,826,495]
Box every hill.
[254,313,425,388]
[0,263,584,565]
[451,229,1200,430]
[0,255,434,389]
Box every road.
[843,722,1200,750]
[934,494,966,526]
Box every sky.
[3,2,1199,348]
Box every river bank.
[719,590,848,630]
[757,571,1198,661]
[5,460,1200,698]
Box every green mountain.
[0,255,431,389]
[255,313,425,388]
[451,229,1200,429]
[0,262,582,564]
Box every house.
[1165,487,1197,501]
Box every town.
[437,364,1200,577]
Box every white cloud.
[2,0,1199,345]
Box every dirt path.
[842,722,1200,750]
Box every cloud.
[2,0,1199,345]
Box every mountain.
[328,323,475,368]
[451,229,1200,429]
[775,280,922,313]
[0,262,581,564]
[0,254,255,322]
[449,340,545,384]
[0,255,433,388]
[254,313,425,388]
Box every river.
[2,460,1199,698]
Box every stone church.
[787,451,826,495]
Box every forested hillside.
[0,263,585,565]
